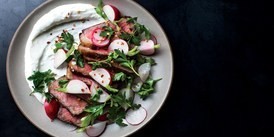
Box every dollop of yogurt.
[25,4,105,103]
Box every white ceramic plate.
[6,0,173,136]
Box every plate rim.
[6,0,174,136]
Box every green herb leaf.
[81,104,105,127]
[100,26,114,39]
[107,106,127,127]
[74,50,84,68]
[28,70,56,101]
[95,0,108,20]
[137,78,162,100]
[113,72,127,82]
[61,31,74,50]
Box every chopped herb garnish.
[81,104,105,127]
[28,70,56,101]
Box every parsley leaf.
[107,106,127,127]
[137,78,162,100]
[28,70,56,101]
[54,31,75,53]
[112,49,139,76]
[113,72,127,82]
[74,50,84,68]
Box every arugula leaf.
[28,70,56,101]
[95,0,108,20]
[74,50,84,68]
[136,55,156,66]
[90,88,103,102]
[137,78,162,100]
[113,72,127,82]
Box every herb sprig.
[28,70,56,101]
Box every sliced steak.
[118,17,135,34]
[57,106,83,127]
[78,45,109,60]
[66,67,94,85]
[49,78,88,115]
[68,60,92,76]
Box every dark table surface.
[1,0,274,137]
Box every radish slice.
[131,77,143,92]
[44,99,60,121]
[66,80,90,94]
[90,82,110,103]
[108,39,129,54]
[138,40,155,55]
[138,63,151,82]
[89,68,111,87]
[92,28,106,41]
[126,107,147,126]
[85,121,107,137]
[92,37,110,47]
[103,5,120,22]
[54,49,67,68]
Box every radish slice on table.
[85,121,107,137]
[44,99,60,121]
[103,5,120,22]
[108,39,129,54]
[89,68,111,87]
[138,63,151,82]
[66,80,90,94]
[126,107,147,125]
[138,40,159,55]
[54,49,67,68]
[90,82,110,103]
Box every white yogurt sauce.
[25,4,105,103]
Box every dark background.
[1,0,274,136]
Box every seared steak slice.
[68,60,92,76]
[66,67,93,85]
[57,106,83,127]
[80,23,105,47]
[118,17,135,34]
[78,45,109,60]
[49,78,88,115]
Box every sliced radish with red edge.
[66,80,90,94]
[138,40,156,55]
[92,28,106,41]
[108,39,129,54]
[89,68,111,87]
[126,107,147,126]
[44,99,60,121]
[85,121,107,137]
[103,5,120,22]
